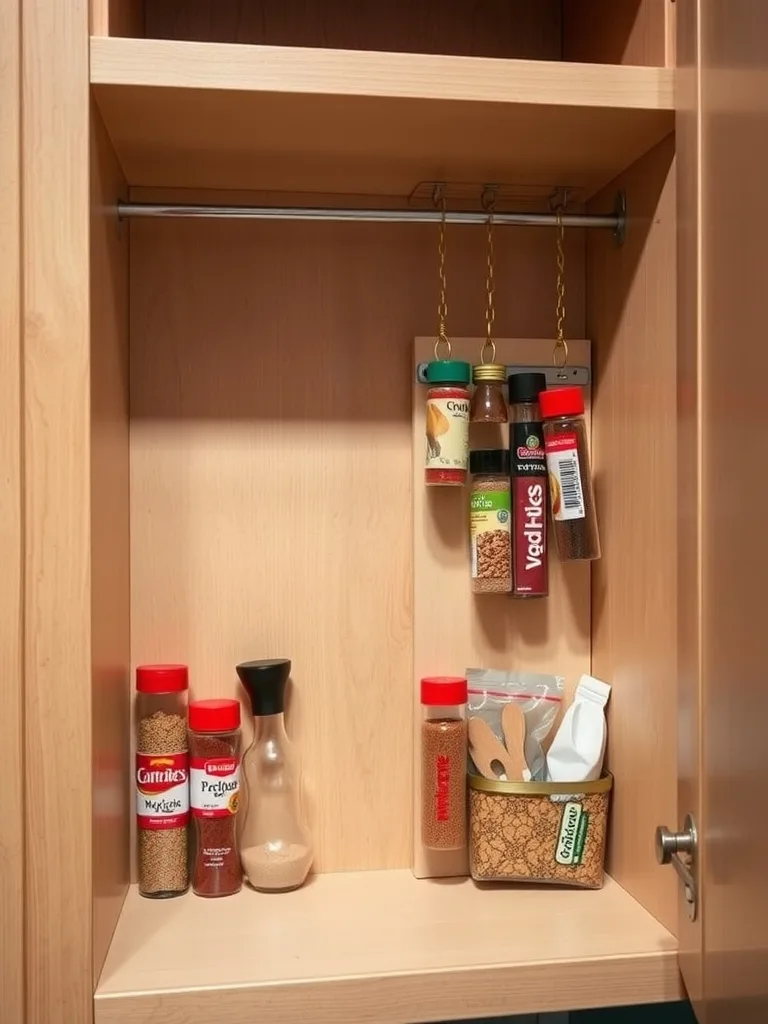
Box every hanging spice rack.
[416,362,591,386]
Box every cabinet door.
[678,1,768,1020]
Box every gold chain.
[553,205,569,370]
[434,189,451,360]
[482,201,496,364]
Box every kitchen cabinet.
[5,0,760,1022]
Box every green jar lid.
[426,360,471,385]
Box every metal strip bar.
[117,201,620,232]
[415,362,591,386]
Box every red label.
[136,752,189,830]
[435,753,451,821]
[512,476,548,595]
[545,432,578,453]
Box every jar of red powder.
[425,360,471,486]
[189,699,242,898]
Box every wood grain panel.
[412,336,592,878]
[562,0,669,66]
[144,0,561,60]
[675,0,704,1010]
[90,37,674,198]
[22,0,92,1019]
[130,217,584,875]
[91,104,132,983]
[588,134,678,934]
[91,0,144,37]
[94,873,681,1022]
[0,0,24,1019]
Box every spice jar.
[237,659,314,892]
[470,363,508,423]
[540,385,601,561]
[189,699,242,898]
[508,372,548,598]
[421,676,468,850]
[135,664,189,899]
[469,449,512,593]
[425,360,471,486]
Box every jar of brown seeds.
[469,449,512,593]
[135,664,190,898]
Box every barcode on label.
[556,453,585,519]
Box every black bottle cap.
[508,372,547,404]
[469,448,510,475]
[236,659,291,716]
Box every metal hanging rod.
[117,193,627,242]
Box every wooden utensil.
[468,717,521,782]
[501,702,532,782]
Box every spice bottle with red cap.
[420,676,468,850]
[540,385,601,561]
[189,699,243,898]
[135,664,190,898]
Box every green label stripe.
[470,491,511,513]
[574,810,589,865]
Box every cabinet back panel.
[588,135,677,933]
[143,0,561,59]
[130,219,584,873]
[562,0,670,67]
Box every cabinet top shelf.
[94,870,682,1024]
[91,37,674,198]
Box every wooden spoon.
[468,717,521,782]
[501,702,532,782]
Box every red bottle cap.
[136,664,188,694]
[189,698,241,733]
[421,676,468,706]
[539,385,585,419]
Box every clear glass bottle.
[539,385,601,561]
[420,676,468,850]
[236,658,313,892]
[470,363,508,423]
[189,698,242,898]
[135,664,189,899]
[469,449,512,594]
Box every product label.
[136,752,189,830]
[510,423,548,594]
[190,757,241,818]
[469,489,511,579]
[555,801,589,865]
[425,396,470,472]
[435,753,451,821]
[544,432,586,521]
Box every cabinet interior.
[88,0,680,1016]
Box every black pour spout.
[236,658,291,717]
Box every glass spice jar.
[135,664,189,899]
[189,698,243,898]
[421,676,468,851]
[539,385,601,561]
[469,449,512,593]
[424,360,471,486]
[470,363,508,423]
[508,372,548,598]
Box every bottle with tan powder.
[236,659,313,892]
[420,676,468,850]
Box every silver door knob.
[655,822,695,864]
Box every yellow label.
[425,397,469,470]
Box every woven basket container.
[468,772,613,888]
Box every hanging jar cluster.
[422,190,601,589]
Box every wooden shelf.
[95,870,682,1024]
[90,37,674,198]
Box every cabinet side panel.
[588,135,678,934]
[144,0,561,59]
[91,1,144,37]
[91,104,131,982]
[22,0,93,1017]
[562,0,668,66]
[130,219,584,874]
[0,0,24,1019]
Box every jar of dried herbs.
[469,449,512,593]
[135,664,189,898]
[540,386,601,561]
